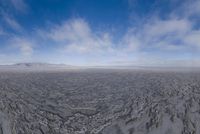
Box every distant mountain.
[14,62,70,68]
[0,62,77,71]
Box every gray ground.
[0,69,200,134]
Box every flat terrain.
[0,69,200,134]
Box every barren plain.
[0,69,200,134]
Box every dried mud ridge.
[0,70,200,134]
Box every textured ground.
[0,69,200,134]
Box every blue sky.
[0,0,200,66]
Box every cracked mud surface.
[0,69,200,134]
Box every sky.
[0,0,200,66]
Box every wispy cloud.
[0,27,6,35]
[10,0,28,12]
[126,18,195,52]
[10,37,34,56]
[38,18,142,56]
[184,31,200,48]
[3,15,22,31]
[178,0,200,17]
[39,19,116,54]
[1,0,200,66]
[36,13,200,66]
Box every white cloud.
[121,32,140,52]
[42,19,115,54]
[10,37,33,56]
[38,18,140,56]
[125,17,200,52]
[23,0,200,66]
[35,16,200,66]
[48,19,91,42]
[144,19,191,38]
[1,0,200,66]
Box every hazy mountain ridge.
[14,62,71,67]
[0,62,77,71]
[0,63,199,72]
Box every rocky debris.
[0,70,200,133]
[0,112,11,134]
